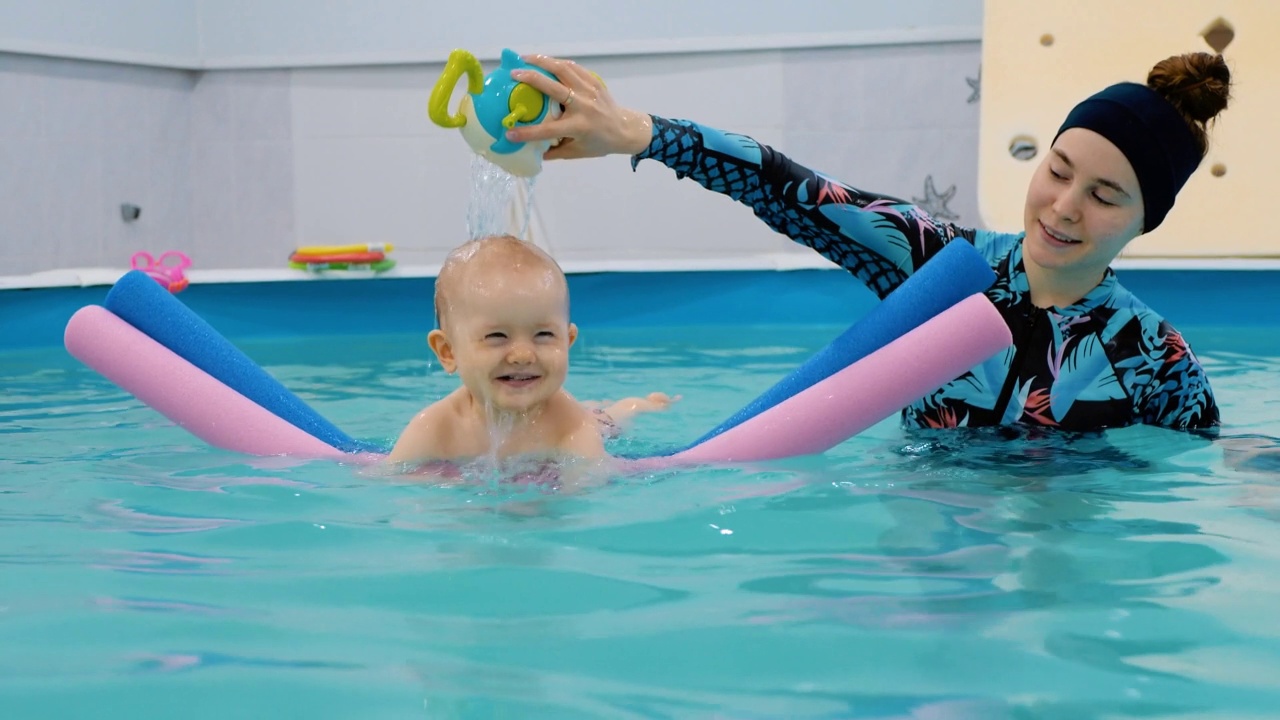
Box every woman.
[505,52,1231,432]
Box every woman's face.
[1022,128,1145,280]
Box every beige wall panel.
[979,0,1276,257]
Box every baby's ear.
[427,329,457,373]
[567,322,579,347]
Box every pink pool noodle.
[62,294,1009,467]
[661,293,1011,465]
[64,306,349,460]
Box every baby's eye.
[535,331,556,339]
[484,332,507,341]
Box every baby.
[387,234,674,466]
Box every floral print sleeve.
[633,116,977,299]
[633,116,1221,433]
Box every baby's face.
[444,269,576,414]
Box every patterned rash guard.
[634,117,1220,432]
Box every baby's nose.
[506,343,536,363]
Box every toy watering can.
[428,48,562,177]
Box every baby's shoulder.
[412,389,465,423]
[553,393,609,456]
[405,391,473,443]
[388,391,470,463]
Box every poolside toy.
[289,251,385,265]
[288,259,397,273]
[292,243,394,258]
[288,244,396,274]
[130,250,190,294]
[63,240,1012,465]
[428,48,563,177]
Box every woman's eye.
[1049,168,1067,180]
[1092,194,1116,207]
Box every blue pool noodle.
[675,239,997,452]
[104,271,380,454]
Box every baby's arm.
[554,418,613,492]
[561,419,609,459]
[601,392,681,426]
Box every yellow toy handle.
[503,83,546,129]
[428,49,485,128]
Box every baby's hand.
[597,392,681,428]
[638,392,680,411]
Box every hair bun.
[1147,52,1232,124]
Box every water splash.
[482,403,518,466]
[466,155,537,241]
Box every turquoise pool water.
[2,273,1280,718]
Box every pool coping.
[3,256,1280,290]
[3,259,1278,352]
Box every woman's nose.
[1052,189,1082,223]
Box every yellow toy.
[428,48,563,177]
[292,243,394,258]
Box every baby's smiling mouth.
[497,372,541,384]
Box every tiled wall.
[1,42,984,275]
[1,54,194,275]
[781,43,982,224]
[187,69,295,268]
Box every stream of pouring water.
[466,155,537,241]
[463,154,542,461]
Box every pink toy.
[64,306,348,460]
[656,293,1012,465]
[130,251,191,293]
[63,292,1012,466]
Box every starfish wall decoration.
[913,175,959,221]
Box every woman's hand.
[504,54,654,160]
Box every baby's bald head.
[434,235,569,332]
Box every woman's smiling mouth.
[1040,221,1082,245]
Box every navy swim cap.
[1055,82,1201,232]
